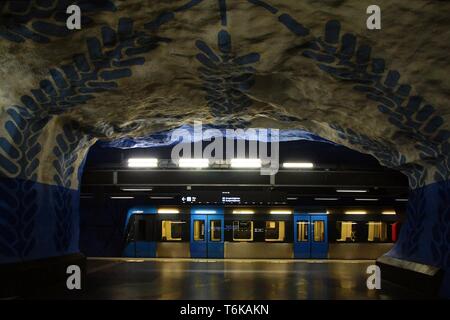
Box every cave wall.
[0,0,449,294]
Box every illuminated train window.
[297,221,309,242]
[193,220,205,241]
[313,221,325,242]
[210,220,222,242]
[233,221,254,241]
[161,221,184,241]
[265,221,285,242]
[367,221,388,242]
[337,221,357,242]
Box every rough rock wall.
[1,0,450,186]
[0,0,449,290]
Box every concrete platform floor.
[37,258,428,300]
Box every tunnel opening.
[78,134,410,260]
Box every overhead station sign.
[221,196,241,204]
[178,191,284,205]
[181,196,198,203]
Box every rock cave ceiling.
[0,0,450,187]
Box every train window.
[193,220,205,241]
[297,221,309,242]
[313,221,325,242]
[137,220,148,241]
[128,215,154,242]
[233,221,254,241]
[161,221,184,241]
[368,222,388,242]
[336,221,357,242]
[265,221,285,242]
[210,220,222,242]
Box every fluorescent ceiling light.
[355,198,379,201]
[110,196,134,199]
[178,158,209,168]
[345,210,367,215]
[315,197,338,201]
[150,196,174,200]
[286,197,298,200]
[230,159,261,168]
[232,210,255,214]
[194,210,217,214]
[337,189,367,193]
[283,162,314,168]
[382,210,396,215]
[395,198,408,202]
[270,210,292,215]
[127,158,158,168]
[121,188,153,192]
[157,208,180,214]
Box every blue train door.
[190,214,207,258]
[206,214,224,258]
[310,215,328,259]
[294,214,328,259]
[294,214,311,258]
[190,212,224,258]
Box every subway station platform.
[30,259,427,300]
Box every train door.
[190,213,224,258]
[294,214,328,259]
[294,214,311,258]
[190,214,207,257]
[207,214,224,258]
[310,215,328,258]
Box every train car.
[122,206,399,259]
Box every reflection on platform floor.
[40,259,427,300]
